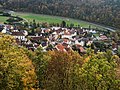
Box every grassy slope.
[0,16,8,24]
[15,12,102,29]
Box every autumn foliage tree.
[0,34,37,90]
[42,51,84,90]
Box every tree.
[70,23,74,28]
[31,28,35,35]
[25,46,49,89]
[0,34,37,89]
[42,22,49,28]
[61,21,66,28]
[33,19,37,28]
[80,51,120,90]
[42,51,84,90]
[37,23,40,27]
[117,46,120,57]
[24,22,29,27]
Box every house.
[55,43,72,52]
[1,25,14,34]
[62,33,72,39]
[63,38,71,44]
[33,43,40,49]
[62,43,72,52]
[51,27,61,30]
[26,40,32,45]
[100,35,108,40]
[117,40,120,45]
[55,44,67,52]
[0,24,4,32]
[89,30,97,34]
[21,30,28,36]
[75,40,85,47]
[75,44,86,54]
[86,40,93,46]
[112,43,118,51]
[25,44,34,51]
[30,36,46,44]
[5,25,14,30]
[3,10,14,15]
[11,32,26,41]
[1,25,8,34]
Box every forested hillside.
[0,0,120,28]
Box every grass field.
[0,16,8,24]
[15,12,103,29]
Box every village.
[1,1,120,89]
[0,21,119,55]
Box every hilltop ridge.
[0,0,120,28]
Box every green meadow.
[15,12,104,29]
[0,16,8,24]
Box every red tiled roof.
[75,44,85,53]
[76,44,81,47]
[56,44,66,52]
[79,47,85,52]
[56,43,72,52]
[64,31,71,35]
